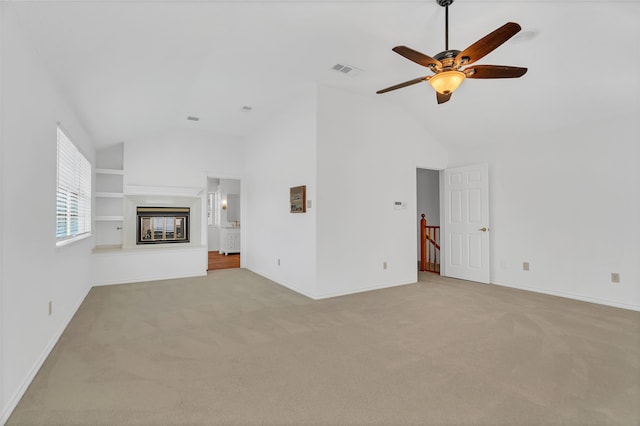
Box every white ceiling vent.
[331,63,362,77]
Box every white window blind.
[56,126,91,243]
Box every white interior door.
[442,164,490,283]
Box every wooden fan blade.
[436,92,452,104]
[464,65,527,79]
[392,46,442,69]
[376,76,429,94]
[455,22,522,67]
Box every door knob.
[479,227,489,232]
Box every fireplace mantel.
[125,185,203,198]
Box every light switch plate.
[394,201,407,210]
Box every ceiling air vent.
[187,116,200,121]
[331,63,362,77]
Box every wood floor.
[207,251,240,271]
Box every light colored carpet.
[8,269,640,425]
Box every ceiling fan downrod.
[436,0,454,51]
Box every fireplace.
[137,207,190,245]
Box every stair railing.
[420,213,441,273]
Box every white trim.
[55,232,92,248]
[245,267,417,301]
[95,215,123,221]
[95,192,123,198]
[95,168,123,175]
[492,280,640,312]
[126,185,202,197]
[313,279,417,300]
[245,267,317,300]
[0,285,91,425]
[92,244,206,254]
[93,271,207,287]
[0,2,4,418]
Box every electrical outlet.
[383,261,388,270]
[277,258,280,266]
[611,273,620,283]
[523,262,530,271]
[48,301,53,316]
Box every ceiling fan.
[376,0,527,104]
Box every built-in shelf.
[95,144,125,248]
[96,168,124,175]
[96,192,124,198]
[95,215,124,221]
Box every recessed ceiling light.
[187,116,200,121]
[240,106,253,112]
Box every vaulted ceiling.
[8,0,639,150]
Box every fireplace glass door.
[137,207,189,244]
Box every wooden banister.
[419,213,441,273]
[420,214,427,271]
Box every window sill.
[56,232,92,248]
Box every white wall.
[92,245,207,286]
[1,6,95,422]
[315,86,448,298]
[244,88,318,297]
[125,126,244,190]
[0,3,5,420]
[220,178,240,195]
[447,114,640,310]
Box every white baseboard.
[245,266,417,301]
[492,280,640,312]
[313,279,417,300]
[244,267,318,300]
[1,285,91,425]
[93,271,207,287]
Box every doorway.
[441,164,491,283]
[206,176,241,271]
[417,168,441,273]
[417,164,492,283]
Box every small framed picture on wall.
[290,185,306,213]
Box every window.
[56,126,91,244]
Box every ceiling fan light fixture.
[429,70,465,95]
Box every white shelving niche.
[94,143,124,248]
